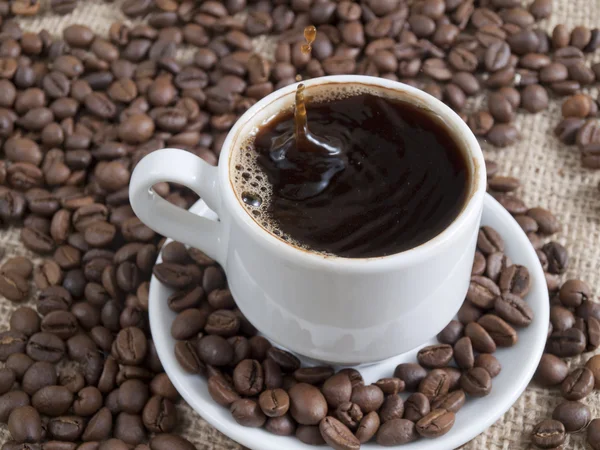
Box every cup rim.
[218,75,487,271]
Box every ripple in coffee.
[232,85,470,258]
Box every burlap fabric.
[1,0,600,448]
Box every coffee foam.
[230,84,446,252]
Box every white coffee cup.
[129,75,486,365]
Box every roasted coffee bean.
[319,416,360,450]
[494,293,534,327]
[552,400,591,432]
[465,322,496,353]
[231,398,267,428]
[22,361,57,395]
[561,367,594,401]
[394,363,428,391]
[374,417,417,445]
[417,344,453,368]
[171,308,206,340]
[8,405,42,443]
[149,434,196,450]
[10,307,40,337]
[418,369,450,401]
[289,383,328,426]
[437,320,464,345]
[547,327,586,357]
[543,242,569,274]
[532,419,566,449]
[460,367,492,397]
[416,409,455,438]
[453,337,474,370]
[350,385,384,413]
[536,353,570,386]
[374,377,404,396]
[335,402,362,430]
[0,269,30,303]
[32,385,73,416]
[431,389,466,413]
[403,392,430,422]
[467,276,501,309]
[26,332,65,363]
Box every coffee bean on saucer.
[416,409,455,438]
[403,392,430,422]
[394,364,428,391]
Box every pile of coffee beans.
[554,92,600,169]
[162,217,532,447]
[156,158,558,448]
[109,0,600,155]
[486,162,600,449]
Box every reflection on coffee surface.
[233,86,470,258]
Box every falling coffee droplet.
[301,25,317,55]
[242,191,262,207]
[295,74,302,82]
[295,83,308,146]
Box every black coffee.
[233,87,470,258]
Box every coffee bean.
[350,385,384,413]
[417,344,453,369]
[394,363,428,391]
[467,276,501,309]
[0,269,30,303]
[335,402,362,430]
[198,335,233,367]
[171,308,207,340]
[318,416,360,450]
[10,307,40,337]
[115,327,147,365]
[587,419,600,450]
[22,361,57,395]
[453,337,474,370]
[230,398,266,428]
[532,419,566,449]
[150,434,197,450]
[8,405,42,443]
[460,367,492,397]
[32,385,73,416]
[374,377,404,396]
[418,369,450,401]
[416,409,455,438]
[552,400,591,433]
[465,322,496,353]
[437,320,464,345]
[289,383,328,425]
[535,353,569,387]
[562,367,594,401]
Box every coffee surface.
[236,90,469,258]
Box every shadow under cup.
[219,75,486,365]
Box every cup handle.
[129,148,224,264]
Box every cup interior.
[222,75,486,263]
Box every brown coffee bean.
[542,242,569,274]
[8,405,42,443]
[460,367,492,397]
[467,276,501,309]
[532,419,566,449]
[553,400,591,433]
[562,367,594,401]
[465,322,496,353]
[417,344,453,368]
[416,409,455,438]
[418,369,450,401]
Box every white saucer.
[149,194,549,450]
